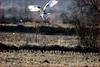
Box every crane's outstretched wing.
[43,0,58,10]
[28,5,41,12]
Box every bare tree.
[77,0,100,13]
[90,0,100,12]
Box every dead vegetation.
[0,32,80,48]
[0,50,99,66]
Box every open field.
[0,32,80,48]
[0,50,99,66]
[0,22,98,67]
[0,22,77,28]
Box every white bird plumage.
[43,0,58,10]
[28,0,58,21]
[28,5,40,12]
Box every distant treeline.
[0,0,98,26]
[0,43,99,53]
[0,25,79,35]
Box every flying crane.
[28,0,58,22]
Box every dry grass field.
[0,32,80,48]
[0,22,99,67]
[0,50,99,66]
